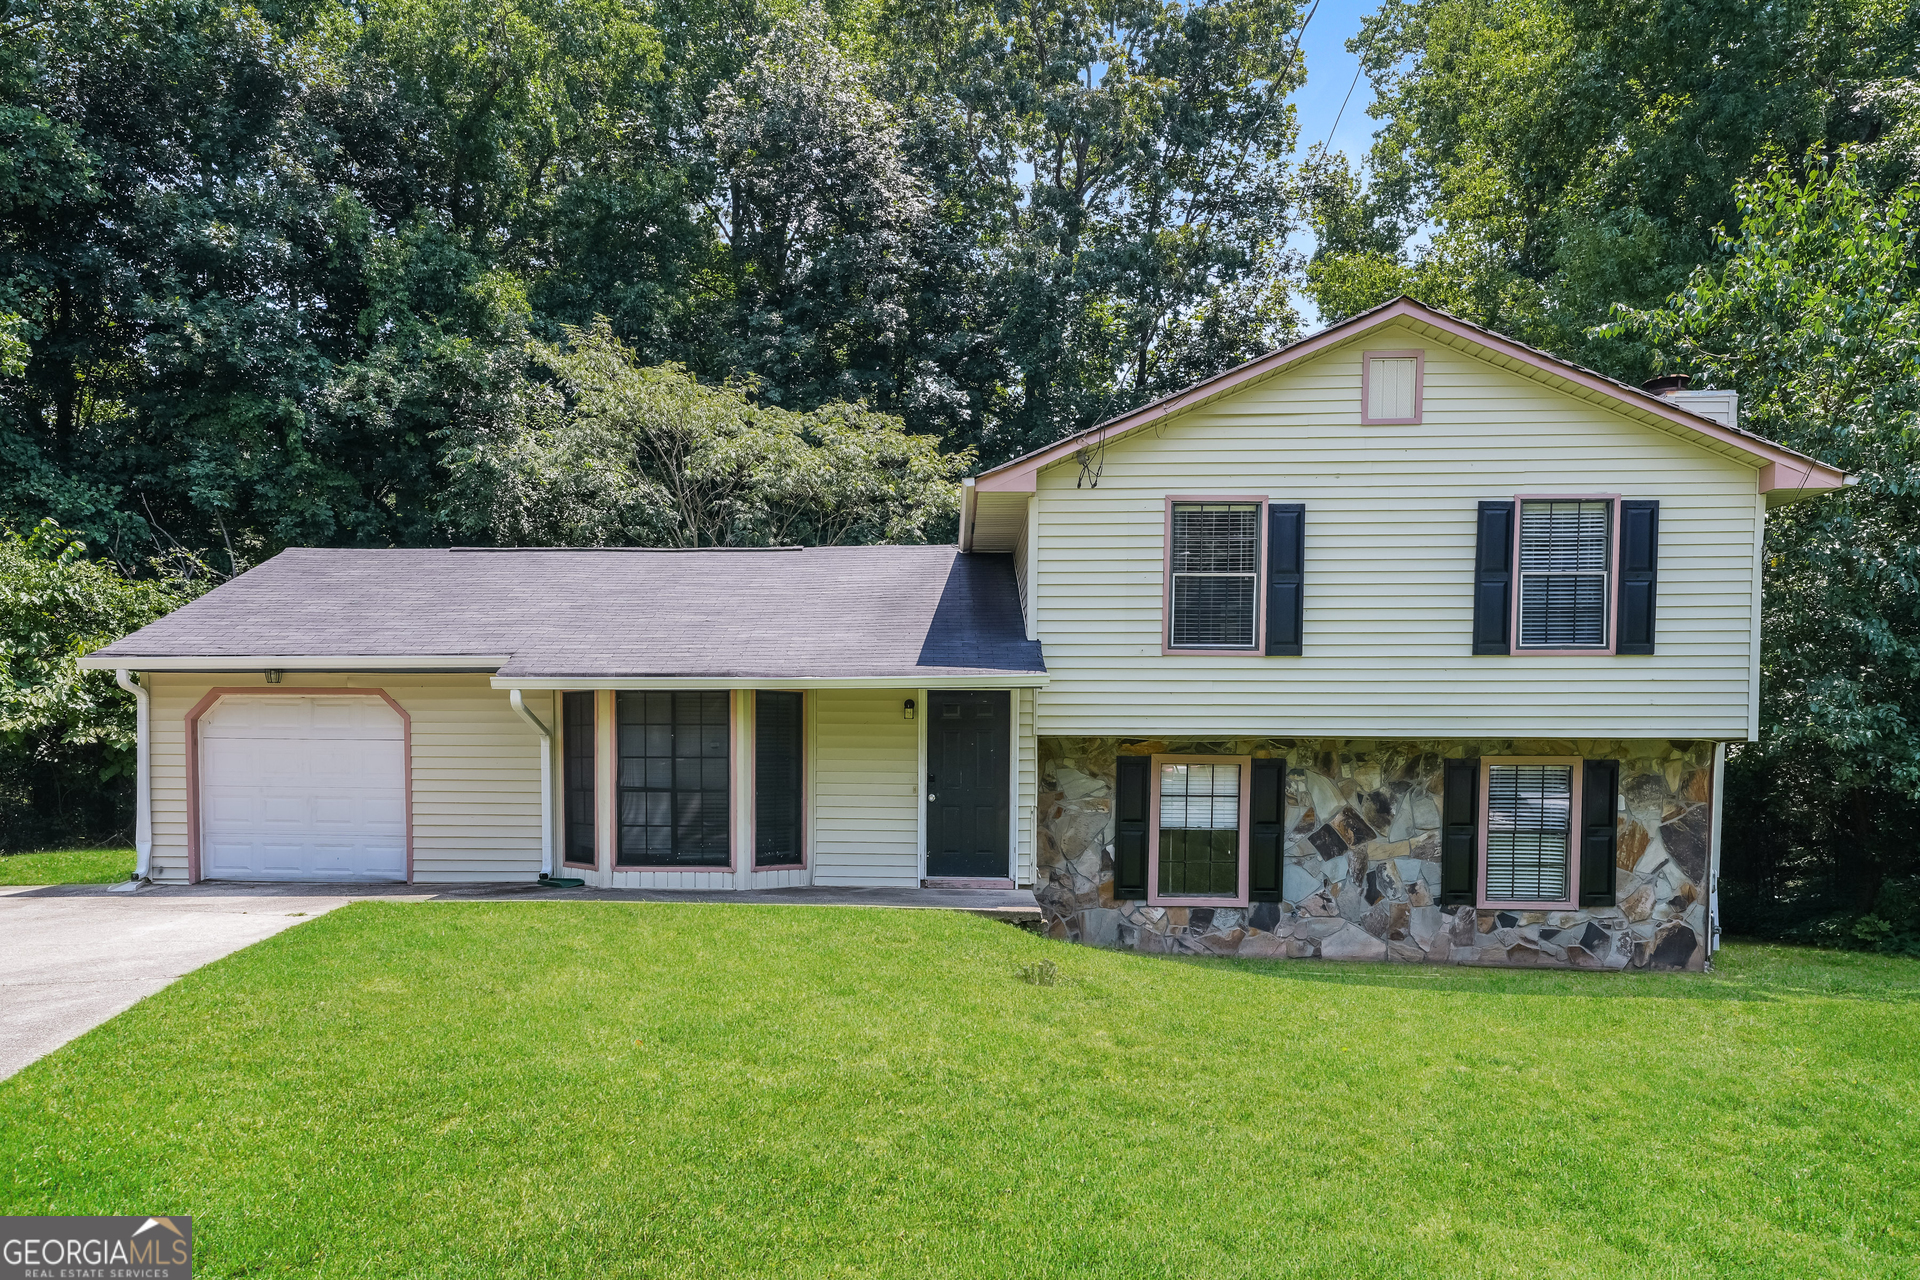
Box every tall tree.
[1607,151,1920,949]
[1303,0,1920,377]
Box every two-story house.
[84,299,1846,970]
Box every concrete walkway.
[0,881,1040,1080]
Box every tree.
[0,520,204,847]
[440,321,971,548]
[879,0,1307,459]
[1304,0,1920,376]
[1605,151,1920,949]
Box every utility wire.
[1323,61,1364,153]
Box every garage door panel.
[198,696,408,882]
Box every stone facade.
[1036,738,1714,970]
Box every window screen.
[1169,503,1259,648]
[615,690,730,867]
[1367,355,1419,420]
[562,691,596,867]
[1157,762,1241,897]
[754,691,803,868]
[1519,500,1611,648]
[1485,764,1573,902]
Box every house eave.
[77,653,511,673]
[491,673,1049,691]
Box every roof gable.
[972,297,1846,503]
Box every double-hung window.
[1168,502,1261,650]
[1480,758,1579,908]
[615,690,730,868]
[1148,755,1250,905]
[1517,499,1612,650]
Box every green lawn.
[0,846,135,884]
[2,904,1915,1278]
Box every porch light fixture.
[264,670,282,684]
[903,698,915,721]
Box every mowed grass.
[0,846,134,884]
[2,904,1916,1279]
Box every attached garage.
[195,693,409,882]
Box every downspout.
[1708,741,1727,964]
[112,670,152,887]
[508,689,559,882]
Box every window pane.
[562,692,596,866]
[1485,765,1572,901]
[1171,505,1259,572]
[1520,574,1607,647]
[755,692,804,867]
[1518,500,1610,648]
[1171,575,1257,648]
[616,689,731,867]
[1157,762,1241,897]
[1520,501,1610,571]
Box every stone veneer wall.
[1037,738,1714,970]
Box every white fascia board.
[77,654,510,672]
[492,673,1049,691]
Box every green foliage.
[0,521,203,847]
[1606,151,1920,946]
[1305,0,1920,374]
[0,845,135,884]
[441,322,971,547]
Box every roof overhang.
[493,673,1049,690]
[78,654,510,673]
[973,297,1848,503]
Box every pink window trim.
[560,690,597,871]
[1477,755,1583,911]
[749,689,807,871]
[184,687,413,886]
[608,689,741,874]
[1359,349,1425,425]
[1146,753,1253,908]
[1509,494,1622,657]
[1161,495,1269,656]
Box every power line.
[1323,61,1364,153]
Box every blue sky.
[1288,0,1384,170]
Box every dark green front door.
[926,691,1010,879]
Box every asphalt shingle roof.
[91,546,1046,681]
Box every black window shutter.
[1440,759,1478,905]
[1579,760,1620,906]
[1472,502,1514,655]
[1249,758,1284,900]
[1113,755,1150,900]
[1265,503,1305,656]
[1617,500,1659,654]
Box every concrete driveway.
[0,885,373,1080]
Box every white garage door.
[199,695,407,881]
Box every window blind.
[1518,500,1610,648]
[1484,764,1573,902]
[1170,503,1259,648]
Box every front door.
[926,691,1010,880]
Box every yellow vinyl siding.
[1032,324,1761,739]
[142,673,543,884]
[811,688,920,887]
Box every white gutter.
[78,654,510,672]
[492,673,1048,691]
[113,670,152,883]
[508,689,554,878]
